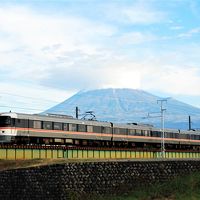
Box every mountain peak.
[44,88,200,130]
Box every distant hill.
[44,88,200,130]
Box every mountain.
[44,88,200,130]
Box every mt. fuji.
[44,88,200,130]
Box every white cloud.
[102,62,142,89]
[178,27,200,38]
[0,82,74,113]
[0,6,115,50]
[104,1,166,24]
[170,26,184,30]
[141,63,200,96]
[0,5,116,83]
[121,7,164,24]
[118,32,157,45]
[0,3,200,110]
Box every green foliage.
[99,172,200,200]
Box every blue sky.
[0,0,200,113]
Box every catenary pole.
[157,99,167,158]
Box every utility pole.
[75,106,79,119]
[157,99,167,159]
[189,116,192,131]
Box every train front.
[0,113,17,143]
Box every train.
[0,112,200,151]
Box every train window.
[11,118,16,126]
[114,128,127,134]
[87,125,93,132]
[54,122,62,130]
[180,134,186,139]
[28,120,33,128]
[166,132,171,138]
[0,116,11,127]
[179,134,183,139]
[141,130,145,136]
[93,126,102,133]
[172,133,176,138]
[114,128,120,134]
[157,132,161,137]
[63,123,68,131]
[15,119,29,128]
[128,129,135,135]
[15,119,21,127]
[43,121,52,130]
[168,133,171,138]
[135,129,141,136]
[120,128,127,135]
[69,123,77,131]
[65,139,73,143]
[173,133,176,138]
[191,135,195,140]
[33,121,42,129]
[104,127,112,134]
[144,130,149,136]
[78,124,86,132]
[152,131,159,137]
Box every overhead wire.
[0,105,77,116]
[0,92,62,103]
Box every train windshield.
[0,116,11,127]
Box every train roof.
[1,112,200,135]
[0,112,112,127]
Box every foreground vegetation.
[103,172,200,200]
[0,159,74,171]
[1,159,200,200]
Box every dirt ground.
[0,159,70,171]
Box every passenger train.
[0,112,200,150]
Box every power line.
[0,104,55,113]
[0,105,74,113]
[0,92,62,103]
[0,105,47,112]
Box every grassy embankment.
[102,172,200,200]
[0,159,72,171]
[1,159,200,200]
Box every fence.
[0,147,200,160]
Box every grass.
[0,159,57,171]
[100,172,200,200]
[0,159,83,171]
[0,158,127,171]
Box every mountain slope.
[44,88,200,129]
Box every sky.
[0,0,200,113]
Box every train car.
[0,112,200,150]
